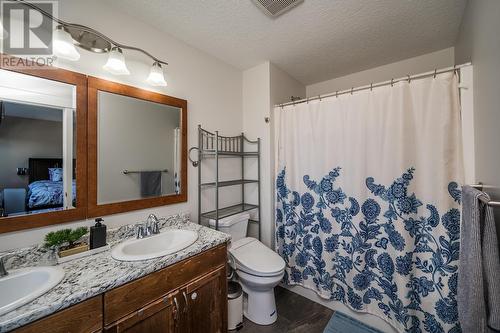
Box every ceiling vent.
[252,0,304,18]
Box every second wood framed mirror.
[87,77,187,217]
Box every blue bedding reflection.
[27,180,76,209]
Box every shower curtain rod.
[277,62,472,108]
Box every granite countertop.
[0,214,230,332]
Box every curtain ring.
[433,69,437,78]
[336,91,338,98]
[318,94,322,101]
[306,97,309,104]
[453,65,458,76]
[407,74,411,83]
[370,83,373,91]
[390,78,394,87]
[350,87,353,95]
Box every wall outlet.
[17,167,28,176]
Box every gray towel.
[458,186,500,333]
[140,171,161,197]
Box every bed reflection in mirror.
[97,91,181,205]
[0,69,77,218]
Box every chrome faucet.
[135,223,146,239]
[135,214,162,239]
[0,257,8,278]
[147,214,161,234]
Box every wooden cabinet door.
[181,266,227,333]
[104,293,179,333]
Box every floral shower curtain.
[274,72,463,333]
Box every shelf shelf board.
[200,179,258,188]
[201,150,259,157]
[201,203,259,220]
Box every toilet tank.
[208,212,250,242]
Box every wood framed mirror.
[87,77,187,217]
[0,54,88,233]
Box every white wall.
[0,117,62,191]
[0,0,242,250]
[242,62,271,242]
[454,0,500,240]
[269,64,306,247]
[242,62,305,247]
[306,48,455,97]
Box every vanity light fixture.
[146,62,167,86]
[103,47,130,75]
[12,0,169,85]
[53,26,80,61]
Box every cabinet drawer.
[104,293,176,333]
[13,296,103,333]
[104,244,226,325]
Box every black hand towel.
[140,171,161,197]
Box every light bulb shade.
[53,27,80,61]
[0,19,8,40]
[147,62,167,86]
[103,47,130,75]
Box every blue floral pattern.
[276,167,461,333]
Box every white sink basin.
[111,229,199,261]
[0,266,65,316]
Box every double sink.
[0,218,198,317]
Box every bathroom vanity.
[0,216,230,333]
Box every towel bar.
[123,169,168,174]
[470,183,500,208]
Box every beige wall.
[306,48,455,97]
[0,0,243,250]
[455,0,500,238]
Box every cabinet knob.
[191,292,197,300]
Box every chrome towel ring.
[188,147,200,167]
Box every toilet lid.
[229,237,285,277]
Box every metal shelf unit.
[194,125,261,240]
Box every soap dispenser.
[90,218,107,249]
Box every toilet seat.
[229,237,285,277]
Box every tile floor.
[238,286,333,333]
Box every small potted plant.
[44,227,89,258]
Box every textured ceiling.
[103,0,467,85]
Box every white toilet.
[209,212,285,325]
